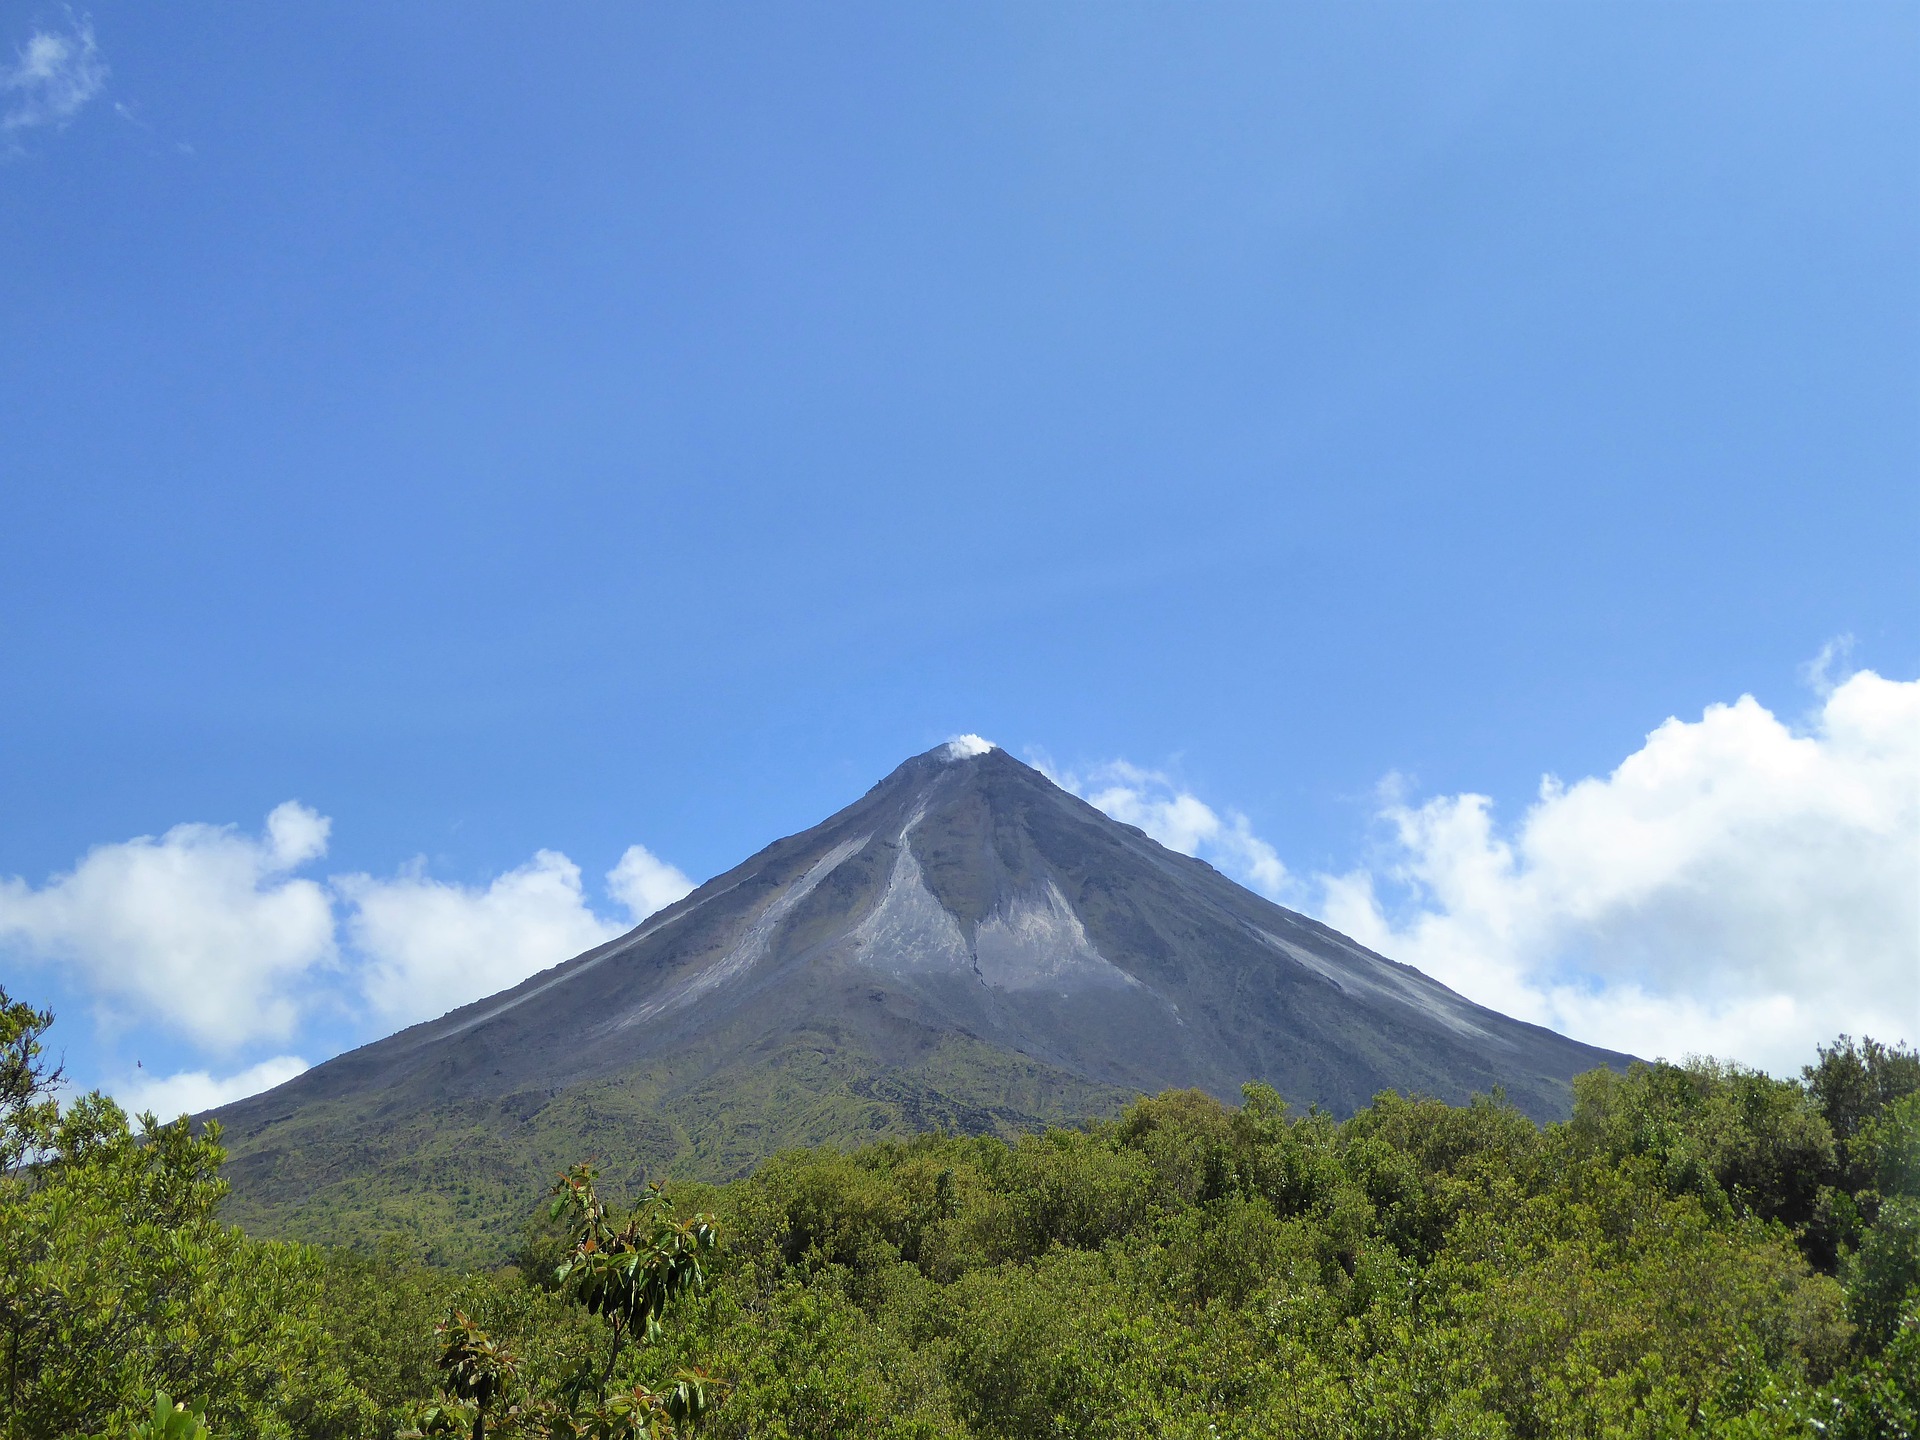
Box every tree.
[90,1391,215,1440]
[420,1311,520,1440]
[1805,1037,1920,1151]
[0,988,58,1177]
[407,1165,724,1440]
[0,983,375,1439]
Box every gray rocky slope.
[209,744,1631,1253]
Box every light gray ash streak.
[1255,927,1496,1041]
[614,834,870,1029]
[973,881,1140,994]
[851,838,973,977]
[850,814,1142,998]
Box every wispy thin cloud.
[1800,632,1855,699]
[3,14,107,136]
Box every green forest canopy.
[2,983,1915,1440]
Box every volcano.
[211,743,1630,1258]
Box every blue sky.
[1,3,1915,1110]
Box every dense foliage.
[2,982,1914,1439]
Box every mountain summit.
[212,744,1629,1256]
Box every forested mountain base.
[4,982,1915,1439]
[216,1028,1137,1269]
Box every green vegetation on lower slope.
[6,978,1917,1439]
[219,1026,1136,1267]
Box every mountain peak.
[941,733,997,760]
[886,734,1008,779]
[868,736,1032,803]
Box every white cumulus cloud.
[341,852,623,1026]
[3,16,107,133]
[607,843,695,920]
[2,798,696,1082]
[114,1055,309,1120]
[1048,758,1293,900]
[1319,668,1919,1073]
[339,844,689,1028]
[1046,667,1918,1073]
[0,803,338,1051]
